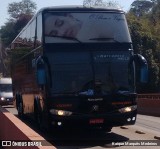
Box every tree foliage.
[127,0,160,92]
[83,0,120,8]
[130,0,154,16]
[8,0,36,20]
[0,21,16,46]
[0,0,36,76]
[0,0,36,47]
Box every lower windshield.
[47,51,134,95]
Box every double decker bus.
[11,6,148,131]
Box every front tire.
[34,105,42,125]
[17,101,24,119]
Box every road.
[3,105,160,149]
[134,114,160,137]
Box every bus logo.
[92,105,99,112]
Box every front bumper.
[49,111,137,129]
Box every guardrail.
[0,106,56,149]
[138,94,160,100]
[137,94,160,117]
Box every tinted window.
[44,12,131,43]
[47,51,133,94]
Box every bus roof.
[38,5,124,13]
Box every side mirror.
[36,57,46,85]
[134,54,148,83]
[140,66,148,83]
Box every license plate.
[89,118,104,124]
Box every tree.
[0,0,37,76]
[130,0,154,17]
[149,0,160,25]
[127,1,160,92]
[83,0,104,7]
[0,0,37,47]
[8,0,36,20]
[0,21,16,47]
[83,0,120,8]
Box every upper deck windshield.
[47,50,134,95]
[44,11,131,43]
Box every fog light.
[57,122,62,126]
[132,117,136,121]
[127,118,131,122]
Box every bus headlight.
[50,109,72,116]
[0,97,5,101]
[118,105,137,113]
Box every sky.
[0,0,135,28]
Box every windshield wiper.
[78,89,94,96]
[47,35,82,43]
[116,90,136,97]
[89,37,120,43]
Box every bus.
[0,78,13,106]
[11,6,148,132]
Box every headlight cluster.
[50,109,72,116]
[0,97,5,101]
[118,105,137,113]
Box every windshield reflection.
[0,84,12,92]
[47,51,133,95]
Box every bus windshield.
[0,84,12,92]
[48,51,134,95]
[44,12,131,43]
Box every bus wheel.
[17,101,24,119]
[34,104,42,129]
